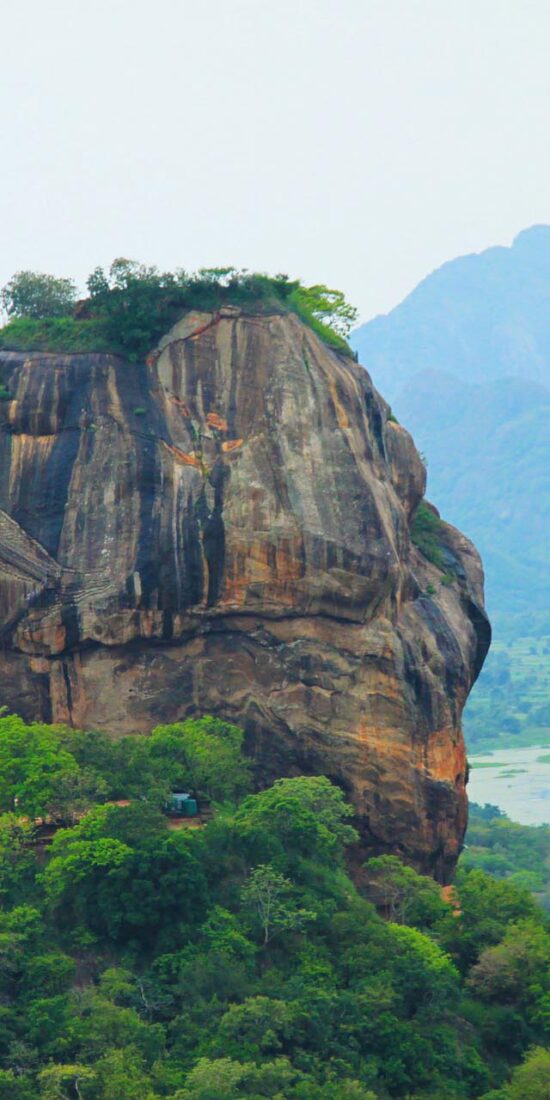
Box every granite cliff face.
[0,309,490,880]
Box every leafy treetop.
[0,260,358,362]
[0,271,77,320]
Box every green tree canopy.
[439,868,541,971]
[1,272,77,320]
[149,717,252,804]
[505,1045,550,1100]
[41,803,208,945]
[233,776,357,871]
[241,865,316,946]
[0,716,80,818]
[289,283,358,337]
[363,853,451,928]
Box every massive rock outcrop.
[0,309,490,879]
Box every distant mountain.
[353,226,550,750]
[353,225,550,629]
[355,224,550,402]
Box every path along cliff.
[0,308,490,880]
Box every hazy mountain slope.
[352,225,550,751]
[353,225,550,623]
[395,370,550,617]
[354,224,550,403]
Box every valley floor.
[468,745,550,826]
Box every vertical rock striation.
[0,309,490,880]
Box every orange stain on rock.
[207,411,228,432]
[169,395,192,417]
[329,377,350,430]
[222,536,305,606]
[163,442,203,469]
[427,729,466,784]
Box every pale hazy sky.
[2,0,550,322]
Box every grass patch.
[470,761,510,769]
[0,316,112,354]
[410,501,445,568]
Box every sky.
[2,0,550,323]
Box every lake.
[468,745,550,825]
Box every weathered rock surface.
[0,309,490,879]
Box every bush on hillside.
[410,500,445,568]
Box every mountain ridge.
[354,224,550,399]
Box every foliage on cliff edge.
[0,262,358,361]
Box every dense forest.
[0,714,547,1100]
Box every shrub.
[410,500,445,568]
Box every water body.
[468,745,550,825]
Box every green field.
[469,760,511,769]
[464,633,550,752]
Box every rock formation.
[0,309,490,880]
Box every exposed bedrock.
[0,309,490,880]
